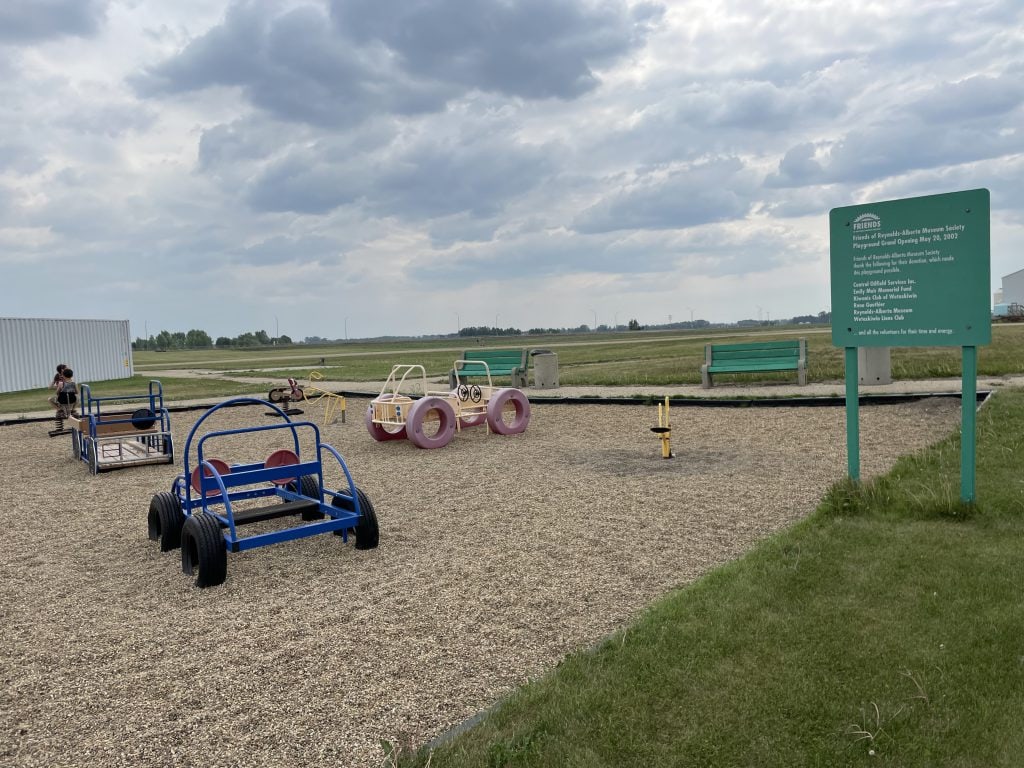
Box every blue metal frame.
[74,380,174,473]
[171,397,365,554]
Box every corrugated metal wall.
[0,317,134,393]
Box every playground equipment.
[266,378,304,416]
[366,363,530,449]
[302,371,347,425]
[650,395,673,459]
[146,397,378,588]
[70,381,174,474]
[48,401,77,438]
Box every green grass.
[0,375,272,415]
[134,323,1024,386]
[6,324,1024,414]
[395,390,1024,768]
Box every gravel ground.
[1,396,961,767]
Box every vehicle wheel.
[406,396,456,449]
[486,388,531,435]
[289,475,324,520]
[460,412,487,428]
[331,487,380,549]
[268,387,284,403]
[181,512,227,588]
[365,395,407,441]
[131,408,156,430]
[148,492,186,552]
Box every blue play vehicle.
[147,397,378,587]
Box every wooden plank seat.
[700,338,808,388]
[448,348,528,389]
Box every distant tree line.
[132,328,292,351]
[132,311,832,351]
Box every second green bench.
[448,349,528,389]
[700,338,808,388]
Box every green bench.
[448,349,528,389]
[700,338,808,388]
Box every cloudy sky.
[2,0,1022,341]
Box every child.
[47,364,67,411]
[56,367,78,418]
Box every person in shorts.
[56,367,78,418]
[47,364,68,411]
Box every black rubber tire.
[148,492,185,552]
[331,487,380,549]
[131,408,156,430]
[268,387,285,403]
[291,475,324,521]
[180,512,228,588]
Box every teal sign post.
[830,189,990,501]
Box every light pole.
[455,312,460,335]
[687,307,694,322]
[590,309,596,330]
[274,314,279,344]
[344,317,349,341]
[495,313,500,331]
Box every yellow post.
[661,395,672,459]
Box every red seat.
[190,458,231,496]
[264,449,300,485]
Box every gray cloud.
[136,0,659,131]
[0,0,107,45]
[573,158,754,234]
[0,142,46,174]
[330,0,661,100]
[134,3,452,127]
[233,234,343,266]
[370,135,556,219]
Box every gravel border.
[1,397,961,767]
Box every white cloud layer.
[2,0,1022,339]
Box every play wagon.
[70,380,174,474]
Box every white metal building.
[1001,268,1024,305]
[0,317,134,393]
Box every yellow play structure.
[302,371,346,425]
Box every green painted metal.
[830,189,990,348]
[961,346,977,503]
[845,347,860,482]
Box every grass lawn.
[5,324,1024,414]
[0,376,272,415]
[396,390,1024,768]
[137,324,1024,387]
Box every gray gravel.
[1,396,961,767]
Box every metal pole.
[961,346,977,502]
[845,346,860,481]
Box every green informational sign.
[830,189,990,347]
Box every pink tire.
[460,412,487,428]
[406,396,456,449]
[486,388,531,435]
[365,395,407,441]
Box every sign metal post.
[830,189,990,502]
